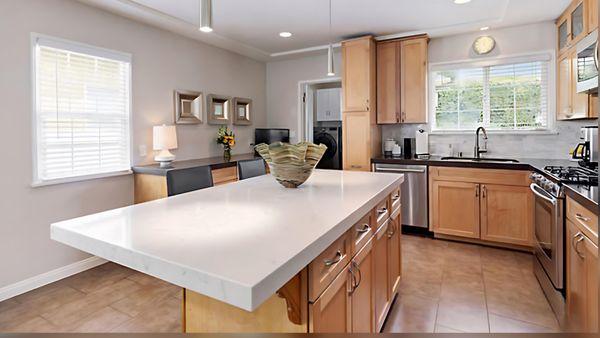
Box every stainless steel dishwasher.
[374,163,428,229]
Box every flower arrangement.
[216,126,235,160]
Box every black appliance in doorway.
[313,126,342,170]
[254,128,290,155]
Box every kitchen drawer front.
[350,213,374,258]
[389,186,401,215]
[567,197,598,245]
[429,167,531,187]
[375,199,389,229]
[309,231,352,302]
[212,166,238,185]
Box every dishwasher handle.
[375,168,426,174]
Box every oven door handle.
[530,183,557,205]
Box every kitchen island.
[51,170,403,333]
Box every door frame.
[297,77,341,143]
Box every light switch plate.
[139,144,147,157]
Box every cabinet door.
[343,37,374,112]
[310,265,351,333]
[571,0,588,46]
[329,88,342,121]
[376,41,399,124]
[387,210,402,296]
[557,52,572,120]
[480,184,533,246]
[373,221,390,332]
[400,38,428,123]
[342,111,370,171]
[588,0,598,32]
[431,180,480,238]
[583,235,598,332]
[571,48,590,119]
[349,239,374,333]
[558,15,571,54]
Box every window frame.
[428,51,556,135]
[30,33,133,187]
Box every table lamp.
[153,124,178,167]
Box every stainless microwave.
[576,30,598,93]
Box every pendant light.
[199,0,213,33]
[327,0,335,76]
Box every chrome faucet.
[474,126,488,159]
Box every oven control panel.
[530,172,560,197]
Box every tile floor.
[0,234,560,333]
[383,235,560,333]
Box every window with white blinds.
[431,58,550,132]
[33,36,131,184]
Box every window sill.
[429,129,559,136]
[31,169,133,188]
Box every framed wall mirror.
[233,97,252,126]
[174,90,203,124]
[207,94,231,125]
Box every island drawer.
[375,199,389,229]
[212,166,238,185]
[350,213,374,257]
[390,186,401,215]
[308,230,352,302]
[567,197,598,245]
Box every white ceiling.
[79,0,571,61]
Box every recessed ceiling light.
[480,26,490,31]
[454,0,471,4]
[279,32,292,38]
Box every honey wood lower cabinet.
[309,263,352,332]
[349,238,374,333]
[388,208,402,296]
[429,167,533,247]
[565,195,598,332]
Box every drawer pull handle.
[324,250,342,267]
[392,194,400,201]
[377,207,388,215]
[575,213,591,222]
[356,223,371,234]
[348,265,357,294]
[573,233,586,259]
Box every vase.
[223,148,231,161]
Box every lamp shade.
[153,125,178,151]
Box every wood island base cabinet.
[182,186,402,333]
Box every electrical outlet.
[139,144,147,157]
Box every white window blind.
[33,36,131,183]
[432,59,549,132]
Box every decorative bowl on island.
[255,142,327,188]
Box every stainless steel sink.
[440,156,520,163]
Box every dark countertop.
[132,153,260,176]
[372,156,598,211]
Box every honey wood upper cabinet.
[342,36,376,112]
[480,184,534,247]
[566,219,599,332]
[376,36,428,124]
[557,48,591,120]
[431,180,481,239]
[558,0,590,55]
[588,0,598,32]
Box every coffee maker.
[573,126,598,169]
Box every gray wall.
[383,21,593,159]
[0,0,266,290]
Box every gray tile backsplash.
[381,120,594,160]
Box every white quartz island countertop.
[51,170,403,311]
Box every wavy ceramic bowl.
[255,142,327,188]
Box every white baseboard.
[0,256,107,302]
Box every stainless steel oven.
[576,29,598,93]
[529,173,565,324]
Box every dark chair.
[166,166,214,196]
[237,158,267,180]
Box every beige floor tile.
[70,307,132,332]
[489,313,560,333]
[383,294,438,333]
[64,262,135,294]
[110,283,179,317]
[435,297,489,333]
[3,316,59,333]
[112,296,181,332]
[434,323,465,333]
